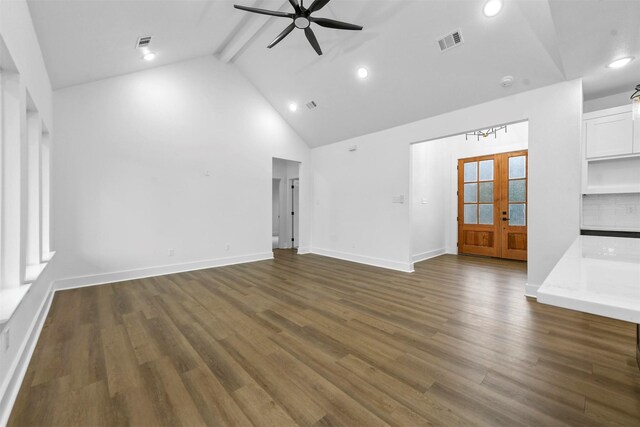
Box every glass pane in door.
[509,204,526,226]
[464,183,478,203]
[464,162,478,182]
[464,204,478,224]
[479,204,493,224]
[479,160,494,181]
[479,182,493,203]
[508,180,526,202]
[508,156,526,179]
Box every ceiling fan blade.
[311,17,362,31]
[304,27,323,55]
[268,23,296,48]
[307,0,331,13]
[288,0,302,13]
[234,4,293,18]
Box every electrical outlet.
[168,249,175,256]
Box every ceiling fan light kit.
[234,0,363,55]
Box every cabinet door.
[585,112,633,158]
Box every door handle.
[502,217,510,221]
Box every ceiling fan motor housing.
[294,16,311,29]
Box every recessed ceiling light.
[143,52,156,61]
[357,67,369,79]
[289,103,298,112]
[607,57,634,69]
[483,0,503,17]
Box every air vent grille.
[437,30,463,52]
[136,36,152,49]
[306,101,317,110]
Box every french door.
[457,150,528,261]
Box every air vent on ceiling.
[306,101,317,110]
[135,36,152,49]
[437,29,463,52]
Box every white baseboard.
[412,248,446,263]
[296,246,311,254]
[310,248,414,273]
[525,283,539,299]
[54,252,273,291]
[0,282,54,427]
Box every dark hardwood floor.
[9,251,640,426]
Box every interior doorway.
[272,158,300,252]
[457,150,528,260]
[410,120,529,264]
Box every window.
[1,71,23,290]
[41,130,52,260]
[0,64,54,325]
[26,110,42,270]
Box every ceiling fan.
[234,0,363,55]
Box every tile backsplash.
[582,193,640,231]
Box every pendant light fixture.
[631,84,640,119]
[465,125,507,141]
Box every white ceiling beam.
[218,0,290,63]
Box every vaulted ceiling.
[27,0,640,147]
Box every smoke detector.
[500,76,514,88]
[437,29,464,52]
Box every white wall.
[53,55,311,287]
[311,80,583,294]
[0,0,54,423]
[312,136,413,272]
[584,90,631,113]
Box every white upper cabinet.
[581,105,640,194]
[584,109,634,159]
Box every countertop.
[537,235,640,324]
